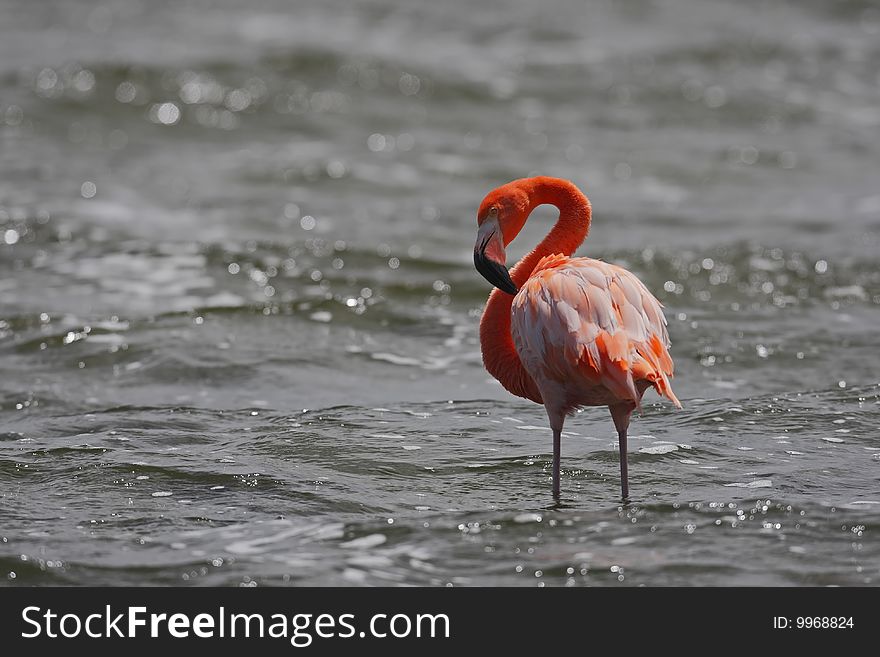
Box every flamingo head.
[473,181,531,295]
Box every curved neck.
[509,176,592,286]
[479,177,592,403]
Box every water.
[1,0,879,586]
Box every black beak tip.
[474,250,519,296]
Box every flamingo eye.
[488,207,499,218]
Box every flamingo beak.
[474,221,518,295]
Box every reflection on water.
[1,0,879,586]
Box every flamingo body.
[511,255,680,415]
[472,176,681,499]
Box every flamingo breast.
[510,255,681,413]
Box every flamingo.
[473,176,681,499]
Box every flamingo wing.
[510,255,681,410]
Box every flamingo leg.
[609,403,634,500]
[618,426,629,500]
[546,408,565,498]
[552,427,562,498]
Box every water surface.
[1,0,879,586]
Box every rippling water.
[2,0,879,586]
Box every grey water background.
[1,0,879,586]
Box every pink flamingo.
[473,176,681,498]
